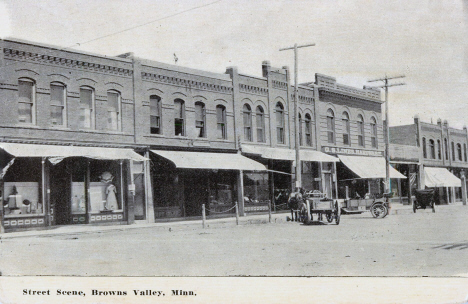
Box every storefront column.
[333,162,338,200]
[144,152,155,223]
[418,164,425,190]
[124,160,134,224]
[461,170,467,206]
[42,158,50,226]
[237,170,245,216]
[407,167,413,206]
[451,187,456,204]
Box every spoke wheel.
[371,203,387,219]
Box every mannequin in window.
[99,171,117,210]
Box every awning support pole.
[461,170,467,206]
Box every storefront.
[149,150,267,219]
[423,166,462,205]
[0,143,147,232]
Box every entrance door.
[50,164,71,225]
[184,171,208,217]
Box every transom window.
[327,109,335,144]
[50,82,66,126]
[342,111,350,146]
[243,104,252,142]
[256,106,265,143]
[18,78,36,124]
[216,105,227,140]
[79,86,95,129]
[276,102,285,144]
[174,99,185,136]
[150,95,161,134]
[195,102,206,138]
[107,90,121,131]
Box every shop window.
[195,102,206,138]
[216,105,227,139]
[243,172,269,202]
[79,86,95,129]
[445,138,449,160]
[150,95,161,134]
[429,139,435,159]
[107,90,121,131]
[243,104,252,141]
[371,117,377,148]
[209,171,236,205]
[50,82,66,126]
[327,109,335,144]
[457,143,462,161]
[174,99,185,136]
[18,78,36,124]
[2,158,43,217]
[298,113,303,146]
[342,112,350,146]
[437,140,441,159]
[71,159,87,215]
[276,102,285,144]
[357,114,365,147]
[464,144,467,162]
[88,160,123,212]
[422,137,427,158]
[256,106,265,143]
[452,141,455,161]
[305,114,312,146]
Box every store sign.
[322,146,384,157]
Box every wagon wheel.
[299,203,310,224]
[334,201,341,225]
[326,212,334,223]
[413,201,417,213]
[370,203,387,219]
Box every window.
[50,82,66,126]
[457,143,462,161]
[174,99,185,136]
[195,102,206,138]
[422,137,427,158]
[276,102,285,144]
[327,109,335,144]
[305,114,312,146]
[357,115,365,147]
[342,112,350,146]
[243,104,252,141]
[256,106,265,143]
[18,78,36,124]
[445,138,449,160]
[79,87,94,129]
[371,117,377,148]
[107,90,121,131]
[452,142,456,161]
[150,95,161,134]
[216,105,227,139]
[437,140,441,159]
[464,144,467,162]
[429,139,435,159]
[298,113,303,146]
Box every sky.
[0,0,467,128]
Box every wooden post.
[268,200,272,223]
[235,202,239,225]
[202,204,206,228]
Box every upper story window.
[342,111,350,146]
[256,106,265,143]
[216,105,227,140]
[371,117,377,148]
[195,102,206,138]
[445,138,449,160]
[107,90,121,131]
[79,86,95,129]
[18,78,36,124]
[357,114,365,147]
[50,83,66,126]
[457,143,462,161]
[452,141,456,161]
[150,95,161,134]
[327,109,335,144]
[174,99,185,136]
[305,114,312,146]
[422,137,427,158]
[464,144,467,162]
[298,113,303,146]
[437,140,441,159]
[243,104,252,142]
[276,102,285,144]
[429,139,435,159]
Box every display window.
[2,158,43,217]
[243,172,269,203]
[70,159,87,215]
[88,160,123,213]
[209,171,236,206]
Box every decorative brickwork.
[141,72,232,94]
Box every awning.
[0,142,147,162]
[150,150,267,171]
[424,167,461,188]
[241,144,339,162]
[338,155,407,179]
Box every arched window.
[371,117,377,148]
[342,111,350,146]
[50,82,66,126]
[437,140,441,159]
[195,102,206,138]
[276,102,285,144]
[298,113,303,146]
[256,106,265,143]
[79,86,95,129]
[327,109,335,144]
[150,95,161,134]
[429,139,435,159]
[107,90,121,131]
[216,105,227,140]
[422,137,427,158]
[445,138,449,160]
[452,141,456,161]
[305,114,312,146]
[457,143,462,161]
[243,104,252,141]
[18,78,36,124]
[174,99,185,136]
[357,114,365,147]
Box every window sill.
[15,123,40,129]
[49,125,71,131]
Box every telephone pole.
[367,75,406,193]
[279,43,315,189]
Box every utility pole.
[279,43,315,190]
[367,75,405,193]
